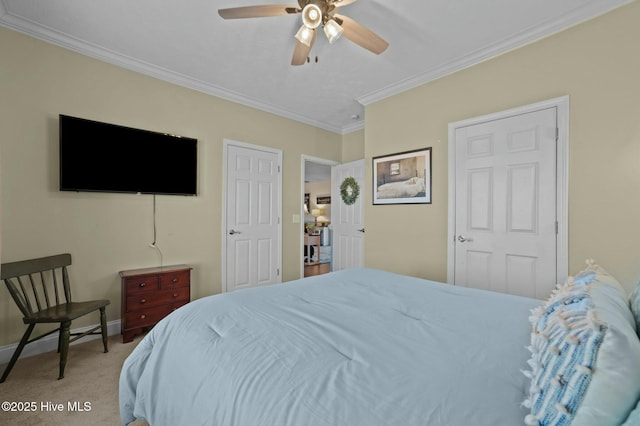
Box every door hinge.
[278,165,281,173]
[555,127,559,141]
[555,221,559,235]
[277,268,280,276]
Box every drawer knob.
[139,282,146,288]
[140,314,146,319]
[173,293,178,298]
[172,278,178,284]
[140,299,146,304]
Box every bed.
[120,266,640,426]
[376,176,426,198]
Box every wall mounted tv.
[59,114,197,196]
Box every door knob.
[457,235,473,242]
[229,229,242,235]
[357,228,365,233]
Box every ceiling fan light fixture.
[323,19,343,43]
[295,25,315,47]
[301,4,323,29]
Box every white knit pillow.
[523,261,640,426]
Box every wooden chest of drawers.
[120,264,191,343]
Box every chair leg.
[1,323,36,383]
[100,306,109,353]
[58,321,71,380]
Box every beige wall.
[365,2,640,290]
[341,129,365,162]
[0,27,342,346]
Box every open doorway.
[301,156,338,278]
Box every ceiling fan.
[218,0,389,66]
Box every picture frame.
[372,147,432,205]
[316,195,331,205]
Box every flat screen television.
[59,115,197,195]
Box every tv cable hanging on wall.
[149,194,164,267]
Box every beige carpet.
[0,334,147,426]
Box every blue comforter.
[120,268,539,425]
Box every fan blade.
[291,30,316,66]
[218,5,300,19]
[291,41,311,66]
[332,0,359,7]
[334,14,388,54]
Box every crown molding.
[2,0,630,134]
[0,4,347,134]
[357,0,634,106]
[340,120,365,134]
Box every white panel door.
[331,160,365,271]
[225,143,281,292]
[454,107,557,299]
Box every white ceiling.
[0,0,632,134]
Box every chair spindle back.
[1,254,73,319]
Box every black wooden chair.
[0,253,110,382]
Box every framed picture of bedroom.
[372,147,432,205]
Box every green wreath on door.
[340,177,360,206]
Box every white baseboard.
[0,319,121,365]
